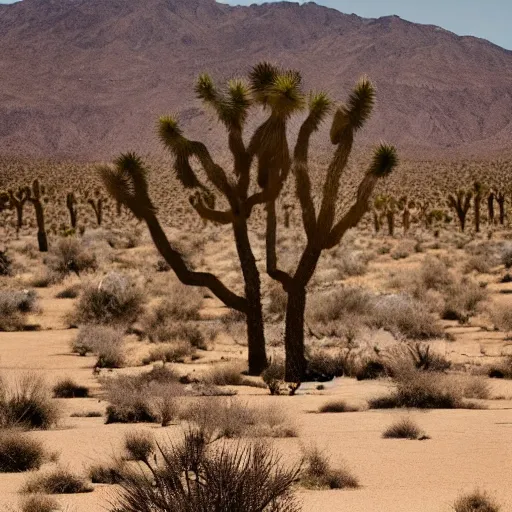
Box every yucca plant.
[111,428,301,512]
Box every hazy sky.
[1,0,510,50]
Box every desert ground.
[1,203,512,511]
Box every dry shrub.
[0,430,49,472]
[382,418,427,440]
[442,279,488,322]
[334,250,369,278]
[308,287,372,324]
[72,324,123,355]
[22,468,93,494]
[489,304,512,333]
[124,431,155,462]
[420,256,454,291]
[267,283,287,317]
[52,378,89,399]
[72,272,145,326]
[501,244,512,269]
[143,341,195,365]
[368,371,478,410]
[0,249,12,276]
[45,237,97,277]
[371,294,444,340]
[261,359,285,395]
[0,374,60,430]
[55,283,81,299]
[453,490,501,512]
[318,400,360,413]
[465,255,492,274]
[89,461,124,484]
[112,429,300,512]
[104,368,182,425]
[203,361,264,388]
[487,356,512,379]
[301,446,359,489]
[0,289,38,332]
[19,495,59,512]
[181,398,296,439]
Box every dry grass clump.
[202,361,265,388]
[0,430,49,472]
[441,279,488,323]
[22,468,93,494]
[0,289,38,331]
[487,356,512,379]
[261,358,285,395]
[489,304,512,334]
[308,287,443,340]
[19,494,60,512]
[45,237,97,277]
[368,370,478,410]
[333,250,369,278]
[300,446,359,489]
[71,272,144,326]
[104,367,183,425]
[371,294,445,340]
[55,283,81,299]
[318,400,361,413]
[112,428,301,512]
[142,341,196,365]
[382,417,428,440]
[420,256,454,291]
[124,431,155,462]
[308,287,372,324]
[88,461,124,484]
[72,324,125,368]
[52,378,89,399]
[181,398,297,439]
[453,490,501,512]
[0,249,12,276]
[266,283,287,317]
[0,374,60,430]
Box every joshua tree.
[398,196,413,235]
[496,190,506,225]
[66,192,78,229]
[25,179,48,252]
[100,63,323,375]
[8,187,27,235]
[87,189,103,226]
[473,181,486,233]
[488,189,496,225]
[263,75,398,382]
[375,195,397,236]
[447,189,472,232]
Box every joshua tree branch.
[190,195,234,225]
[143,211,247,313]
[265,200,293,288]
[324,173,379,249]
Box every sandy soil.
[1,231,512,512]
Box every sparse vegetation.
[453,490,501,512]
[22,468,93,494]
[52,378,89,398]
[382,418,427,440]
[0,430,49,472]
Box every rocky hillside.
[1,0,511,159]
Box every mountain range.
[1,0,511,160]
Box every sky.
[0,0,510,50]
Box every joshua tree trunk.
[386,211,395,236]
[34,203,48,252]
[488,192,495,225]
[15,205,23,233]
[497,193,506,225]
[403,208,410,234]
[283,286,308,382]
[448,191,472,233]
[373,210,380,233]
[474,200,480,232]
[233,221,267,374]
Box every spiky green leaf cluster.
[306,92,332,132]
[249,62,305,117]
[369,144,398,177]
[196,74,252,130]
[158,116,184,148]
[100,152,155,220]
[347,77,375,131]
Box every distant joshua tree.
[447,189,472,232]
[25,179,48,252]
[101,62,397,382]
